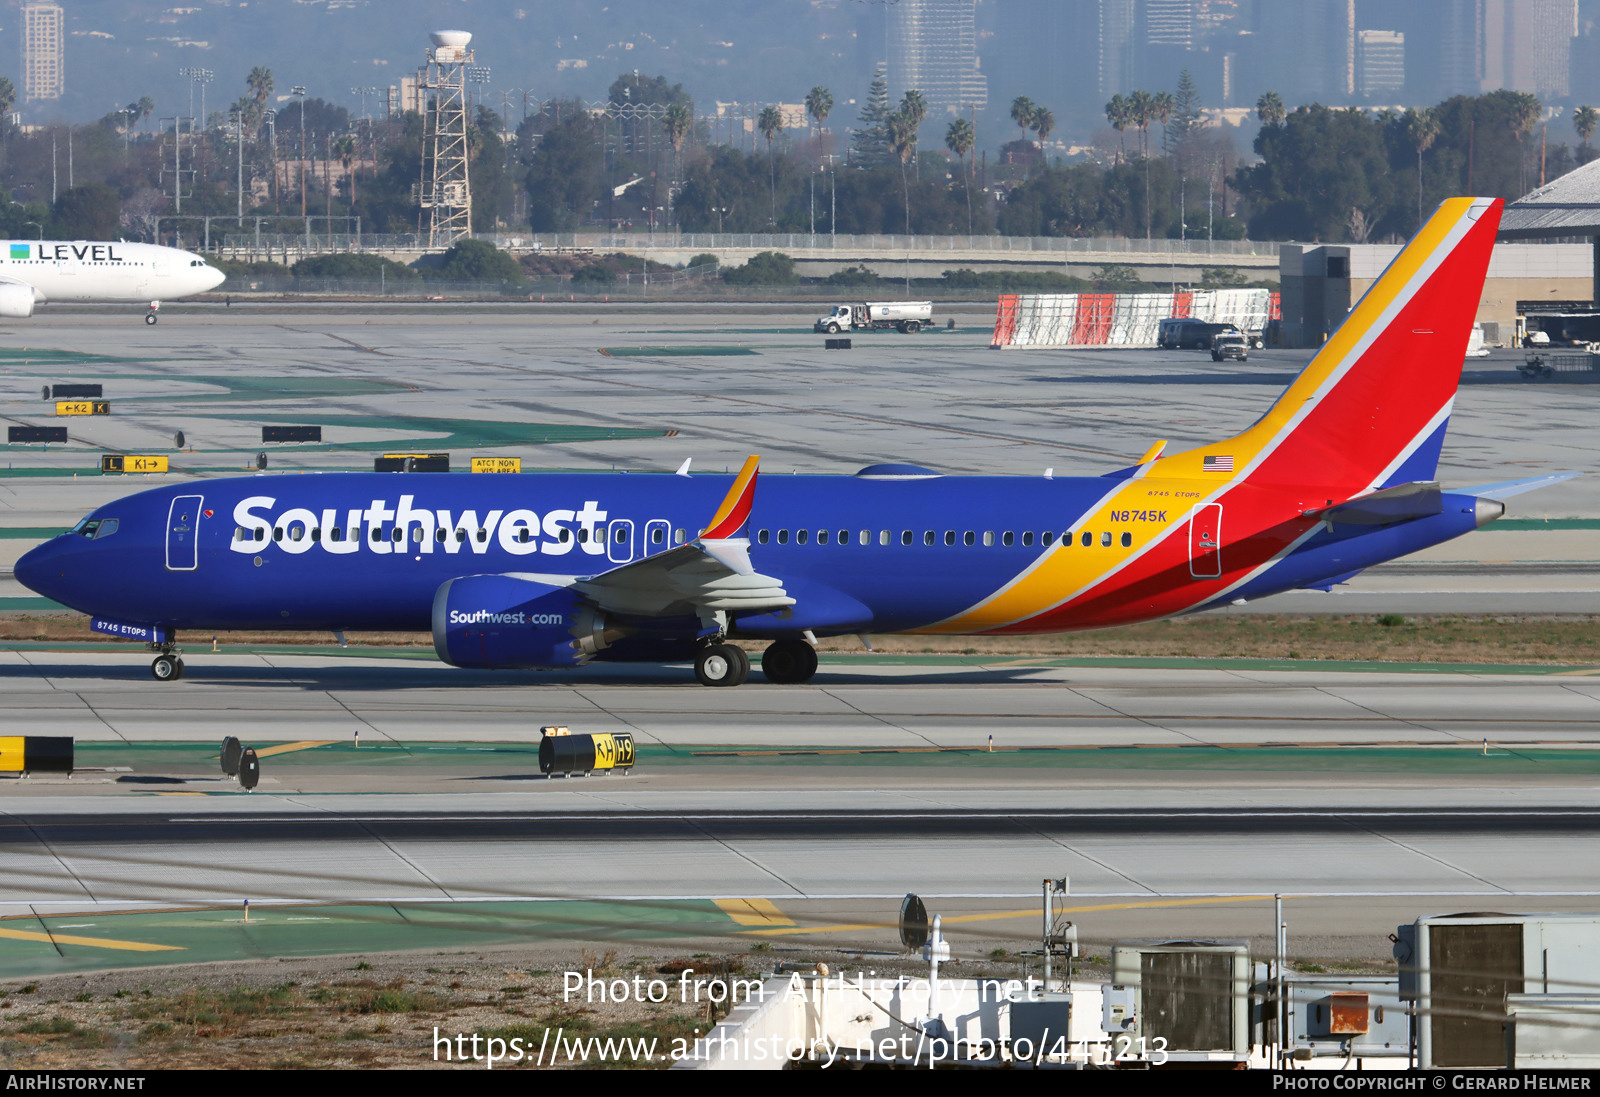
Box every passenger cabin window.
[859,530,870,546]
[879,530,890,546]
[1101,531,1113,547]
[675,529,686,544]
[1121,532,1132,547]
[796,529,809,545]
[1043,531,1054,546]
[838,529,849,544]
[651,528,664,544]
[1081,532,1092,547]
[963,531,975,546]
[476,529,487,543]
[1002,532,1014,547]
[757,530,769,544]
[924,531,936,546]
[945,531,955,546]
[983,531,995,547]
[1022,532,1033,547]
[902,531,913,546]
[818,530,830,545]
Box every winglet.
[702,456,760,539]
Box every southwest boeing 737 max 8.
[0,239,225,322]
[15,197,1572,685]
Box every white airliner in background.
[0,240,226,323]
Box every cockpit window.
[69,517,119,539]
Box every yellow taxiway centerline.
[715,898,798,927]
[0,927,184,952]
[738,894,1281,937]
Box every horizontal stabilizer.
[1306,481,1441,526]
[1455,471,1580,500]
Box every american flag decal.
[1203,455,1234,472]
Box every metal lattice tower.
[416,30,474,248]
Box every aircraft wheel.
[145,313,158,325]
[151,655,181,681]
[761,639,818,684]
[695,643,749,687]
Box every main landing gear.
[146,301,161,325]
[149,642,184,681]
[761,638,818,684]
[693,638,819,686]
[694,642,750,687]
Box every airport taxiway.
[1,304,1597,968]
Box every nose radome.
[204,266,226,291]
[14,539,57,597]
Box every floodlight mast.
[417,31,475,248]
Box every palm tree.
[1128,89,1155,158]
[758,105,783,228]
[1577,105,1599,162]
[0,77,14,169]
[899,90,927,178]
[1505,91,1542,194]
[1129,90,1156,238]
[1011,96,1036,146]
[1256,90,1286,128]
[1105,94,1131,163]
[945,116,975,235]
[1152,90,1174,154]
[887,110,917,235]
[1031,106,1054,151]
[663,100,693,227]
[804,86,832,138]
[1403,107,1440,232]
[334,133,356,206]
[246,66,273,134]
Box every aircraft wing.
[510,456,795,621]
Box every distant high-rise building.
[1143,0,1195,47]
[1481,0,1576,99]
[21,2,65,103]
[1099,0,1137,96]
[1254,0,1353,104]
[1356,29,1406,101]
[886,0,988,121]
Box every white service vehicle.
[0,239,226,323]
[815,300,934,334]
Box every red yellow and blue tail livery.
[14,198,1574,685]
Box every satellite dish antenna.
[899,893,929,952]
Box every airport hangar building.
[1278,160,1600,348]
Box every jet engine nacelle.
[0,283,36,318]
[431,574,592,669]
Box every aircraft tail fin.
[1160,197,1502,495]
